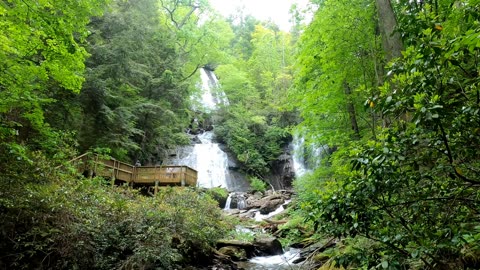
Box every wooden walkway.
[69,153,197,190]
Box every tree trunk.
[344,82,360,139]
[375,0,403,61]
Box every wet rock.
[227,193,247,209]
[292,257,306,264]
[205,124,214,131]
[217,240,256,258]
[218,246,247,261]
[238,210,256,220]
[191,135,202,144]
[259,198,285,215]
[245,193,282,210]
[265,145,295,190]
[253,237,283,256]
[225,209,241,216]
[209,250,241,270]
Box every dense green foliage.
[0,0,233,268]
[293,0,480,269]
[214,19,296,178]
[77,0,192,161]
[0,0,108,165]
[3,0,480,268]
[0,160,228,269]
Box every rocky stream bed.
[200,190,337,270]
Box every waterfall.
[165,68,249,191]
[237,194,246,210]
[224,193,233,210]
[292,133,329,178]
[199,68,229,111]
[292,135,309,178]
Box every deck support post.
[154,180,159,195]
[111,160,116,187]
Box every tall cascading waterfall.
[291,133,329,178]
[292,135,309,178]
[165,68,249,191]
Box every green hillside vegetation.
[1,0,480,269]
[290,0,480,268]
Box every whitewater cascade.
[166,131,230,188]
[165,68,248,191]
[199,68,229,111]
[292,135,309,178]
[291,133,329,178]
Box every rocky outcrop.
[265,145,296,190]
[259,198,285,214]
[218,246,247,261]
[224,190,293,218]
[216,237,283,260]
[244,191,291,214]
[252,237,283,256]
[217,240,256,259]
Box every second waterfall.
[165,68,249,191]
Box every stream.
[183,68,310,269]
[237,248,302,270]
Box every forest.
[0,0,479,269]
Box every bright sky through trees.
[209,0,309,30]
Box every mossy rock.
[218,246,248,261]
[205,187,229,208]
[313,253,331,263]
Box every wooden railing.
[69,153,197,188]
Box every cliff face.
[265,146,295,190]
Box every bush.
[0,156,230,269]
[249,176,267,192]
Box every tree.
[375,0,403,60]
[294,0,480,268]
[0,0,107,167]
[293,0,380,146]
[78,0,193,162]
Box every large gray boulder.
[218,246,248,261]
[217,240,256,258]
[245,193,283,210]
[259,198,285,214]
[253,237,283,256]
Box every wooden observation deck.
[69,153,197,190]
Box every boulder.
[245,193,283,210]
[218,246,247,261]
[245,196,262,209]
[253,237,283,256]
[238,209,257,219]
[259,198,285,215]
[191,135,202,144]
[216,240,256,258]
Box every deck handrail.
[62,153,198,187]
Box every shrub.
[249,176,267,192]
[0,156,230,269]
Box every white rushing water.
[199,68,229,111]
[165,68,238,189]
[165,131,230,188]
[254,200,291,222]
[292,133,329,178]
[195,131,230,188]
[238,248,302,270]
[224,193,234,210]
[292,135,309,178]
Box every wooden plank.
[71,154,198,187]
